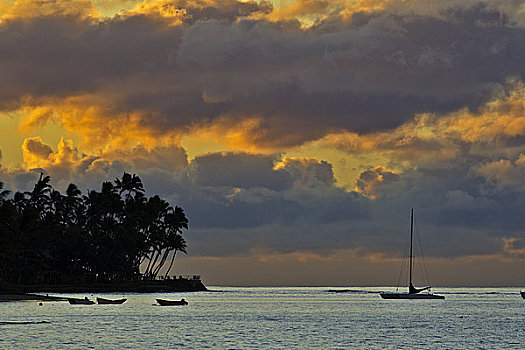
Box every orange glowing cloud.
[124,0,273,26]
[266,0,401,25]
[354,165,398,199]
[21,137,89,184]
[196,117,270,153]
[19,129,188,186]
[16,95,185,157]
[320,79,525,168]
[274,157,335,187]
[185,116,291,154]
[437,82,525,143]
[340,0,392,20]
[266,0,335,24]
[126,0,190,25]
[21,137,55,169]
[0,0,98,21]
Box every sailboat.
[380,209,445,300]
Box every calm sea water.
[1,287,524,349]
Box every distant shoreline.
[0,278,207,300]
[204,285,525,288]
[0,293,68,302]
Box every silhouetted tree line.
[0,173,188,284]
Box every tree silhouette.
[0,180,9,202]
[0,173,189,285]
[115,172,145,202]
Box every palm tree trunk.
[164,250,177,279]
[148,250,161,279]
[152,250,169,277]
[143,250,156,279]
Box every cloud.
[128,0,273,24]
[112,144,188,172]
[177,152,359,231]
[12,136,188,191]
[191,152,290,190]
[0,0,97,20]
[2,1,525,153]
[22,137,54,167]
[502,237,525,257]
[274,157,336,187]
[2,0,525,285]
[354,166,399,199]
[318,79,525,175]
[4,127,525,285]
[473,154,525,191]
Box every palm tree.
[0,180,10,203]
[115,173,145,202]
[25,173,52,222]
[142,199,189,280]
[0,173,190,285]
[141,195,170,280]
[84,181,126,282]
[0,180,13,280]
[162,206,188,278]
[63,184,83,225]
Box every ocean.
[1,287,523,349]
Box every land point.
[0,276,207,302]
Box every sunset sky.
[1,0,525,286]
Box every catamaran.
[380,209,445,300]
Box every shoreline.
[0,278,207,300]
[0,293,68,302]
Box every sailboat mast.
[409,208,414,287]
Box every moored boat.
[156,298,188,306]
[380,292,445,299]
[380,209,445,300]
[96,297,127,304]
[68,297,95,305]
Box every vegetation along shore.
[0,172,206,296]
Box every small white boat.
[380,209,445,300]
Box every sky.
[1,0,525,287]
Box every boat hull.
[68,298,95,305]
[96,298,127,304]
[156,298,188,306]
[521,291,525,299]
[380,292,445,300]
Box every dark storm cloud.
[138,152,366,233]
[2,140,524,261]
[1,2,525,143]
[163,152,525,259]
[3,0,525,267]
[191,152,291,190]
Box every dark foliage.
[0,173,188,284]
